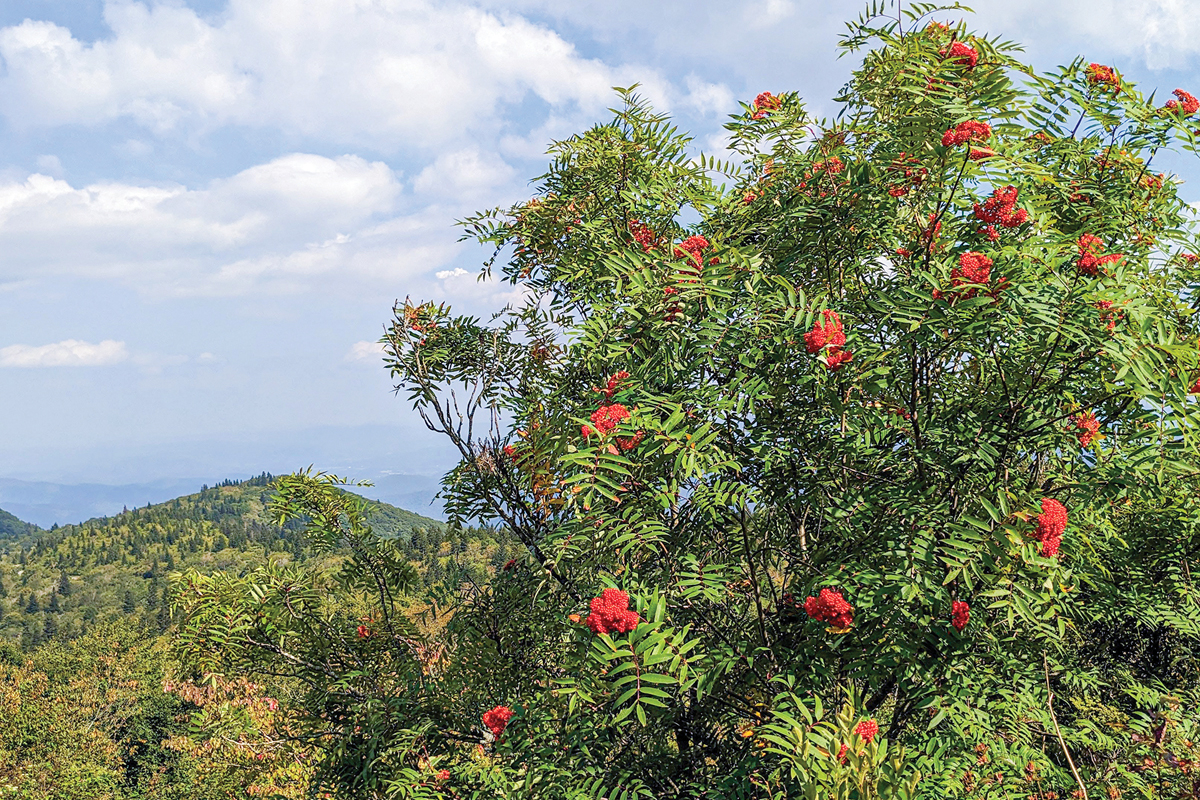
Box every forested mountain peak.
[0,473,509,651]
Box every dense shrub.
[176,5,1200,798]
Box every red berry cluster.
[1094,300,1121,332]
[804,310,853,371]
[581,373,642,449]
[804,310,847,352]
[951,600,970,631]
[886,152,926,197]
[836,719,880,762]
[1074,411,1100,447]
[583,403,629,437]
[584,588,641,635]
[1077,234,1122,277]
[804,588,854,628]
[674,235,711,267]
[973,186,1028,241]
[482,705,514,736]
[799,156,846,198]
[1165,89,1200,115]
[630,220,658,252]
[940,41,979,68]
[752,92,782,119]
[811,156,845,174]
[594,370,630,399]
[1086,63,1120,91]
[954,251,992,292]
[941,120,991,147]
[935,252,1005,302]
[1035,498,1068,558]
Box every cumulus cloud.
[413,148,516,197]
[346,340,386,362]
[682,75,736,117]
[34,155,64,176]
[0,153,426,294]
[970,0,1200,70]
[0,0,676,149]
[0,339,129,367]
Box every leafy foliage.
[0,475,453,649]
[0,623,249,800]
[175,5,1200,799]
[0,508,40,541]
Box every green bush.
[175,5,1200,798]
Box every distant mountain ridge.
[0,470,447,529]
[0,476,224,529]
[0,474,487,650]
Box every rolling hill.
[0,473,515,650]
[0,506,39,540]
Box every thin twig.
[1044,654,1088,800]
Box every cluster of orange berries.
[804,310,853,371]
[1087,63,1120,91]
[941,120,993,159]
[1074,412,1100,447]
[1077,234,1123,277]
[752,92,782,119]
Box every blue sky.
[2,0,1200,521]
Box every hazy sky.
[2,0,1200,517]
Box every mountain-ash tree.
[175,5,1200,799]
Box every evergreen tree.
[47,593,60,614]
[121,590,136,615]
[56,570,71,597]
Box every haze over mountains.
[0,472,447,529]
[0,473,515,651]
[0,423,455,526]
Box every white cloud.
[346,340,386,362]
[975,0,1200,69]
[0,0,673,149]
[413,149,515,197]
[682,75,735,117]
[755,0,796,26]
[0,339,129,367]
[34,155,64,176]
[435,267,469,279]
[0,153,418,294]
